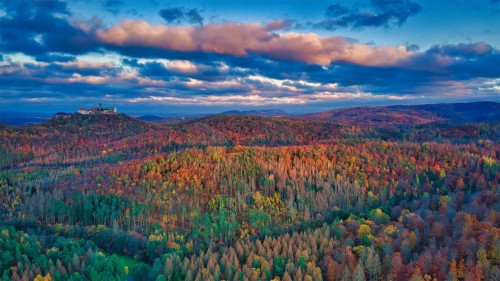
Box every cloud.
[0,53,498,111]
[35,53,76,63]
[159,7,204,25]
[427,42,493,58]
[130,58,245,82]
[96,20,415,66]
[168,60,198,73]
[0,0,99,56]
[317,0,422,30]
[0,58,168,99]
[0,3,497,111]
[159,7,184,24]
[103,0,124,15]
[126,94,306,105]
[265,20,293,31]
[186,9,204,26]
[325,4,351,18]
[400,42,500,79]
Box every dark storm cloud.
[159,7,184,24]
[427,42,493,58]
[0,0,99,56]
[402,42,500,79]
[209,41,491,93]
[137,62,171,78]
[315,64,440,94]
[220,55,324,82]
[208,42,498,97]
[317,0,422,30]
[159,7,204,25]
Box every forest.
[0,103,498,281]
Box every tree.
[326,260,340,281]
[448,260,458,281]
[34,274,52,281]
[282,271,293,281]
[156,275,167,281]
[410,268,425,281]
[358,225,371,237]
[354,263,366,281]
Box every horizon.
[0,100,498,118]
[0,1,499,113]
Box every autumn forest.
[0,102,499,281]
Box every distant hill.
[4,101,498,127]
[138,115,169,122]
[0,112,52,126]
[390,101,500,123]
[301,101,500,126]
[219,109,290,117]
[138,115,199,123]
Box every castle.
[78,103,117,115]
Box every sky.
[0,0,499,114]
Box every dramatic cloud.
[0,1,497,112]
[96,20,415,66]
[427,42,493,58]
[401,42,500,79]
[159,7,204,25]
[0,0,99,56]
[318,0,422,30]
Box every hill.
[0,111,52,126]
[390,101,500,123]
[0,114,153,168]
[137,114,193,123]
[301,101,500,125]
[137,115,167,122]
[183,114,345,146]
[219,109,290,117]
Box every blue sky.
[0,0,499,114]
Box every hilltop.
[301,101,500,126]
[220,109,290,117]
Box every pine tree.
[354,263,366,281]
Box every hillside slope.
[301,101,500,125]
